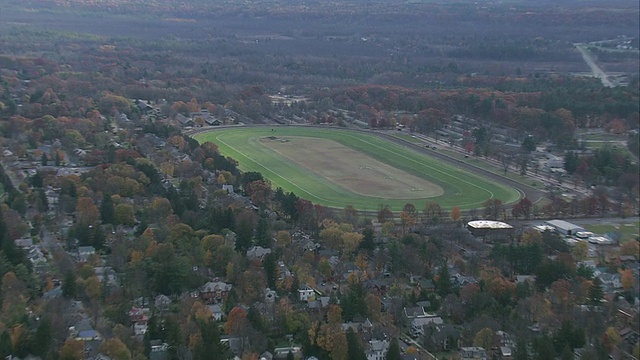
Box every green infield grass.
[194,127,520,211]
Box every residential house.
[265,288,277,303]
[14,237,33,249]
[76,330,101,341]
[460,346,488,360]
[404,306,427,320]
[175,114,194,127]
[363,318,374,333]
[278,261,292,280]
[246,246,272,261]
[514,275,535,284]
[44,186,60,208]
[209,304,224,321]
[423,324,462,352]
[154,294,171,312]
[598,273,622,292]
[308,296,330,311]
[200,278,233,304]
[366,339,389,360]
[273,346,301,359]
[136,100,154,113]
[499,346,512,360]
[133,321,148,336]
[366,279,390,296]
[411,316,443,337]
[205,117,222,126]
[450,271,477,287]
[496,330,515,349]
[341,322,362,333]
[95,266,118,287]
[128,307,150,323]
[150,340,169,360]
[221,335,251,357]
[259,351,273,360]
[298,284,316,302]
[77,246,96,262]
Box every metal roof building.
[467,220,514,242]
[545,219,585,236]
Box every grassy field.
[194,127,520,211]
[389,133,546,190]
[585,222,639,243]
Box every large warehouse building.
[467,220,514,242]
[545,219,585,236]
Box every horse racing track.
[194,127,520,212]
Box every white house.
[366,339,389,360]
[298,284,316,302]
[460,346,488,360]
[411,316,443,337]
[209,304,224,321]
[133,321,148,336]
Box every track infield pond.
[194,127,520,211]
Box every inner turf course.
[194,127,520,211]
[262,136,444,199]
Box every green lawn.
[585,222,640,243]
[194,127,520,211]
[437,149,546,189]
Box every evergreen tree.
[589,278,604,305]
[0,332,10,358]
[561,345,574,360]
[223,288,239,313]
[564,151,579,174]
[0,211,25,266]
[514,338,530,360]
[359,227,376,251]
[263,252,278,289]
[386,338,402,360]
[30,317,52,358]
[100,193,115,225]
[255,218,271,248]
[346,329,367,360]
[194,320,229,360]
[234,218,253,254]
[522,135,536,152]
[62,271,77,298]
[533,334,556,360]
[31,172,43,188]
[436,263,453,297]
[342,282,368,321]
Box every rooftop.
[467,220,513,229]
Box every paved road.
[575,44,614,88]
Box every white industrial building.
[545,219,585,236]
